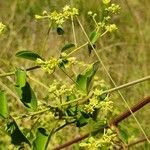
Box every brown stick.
[109,95,150,126]
[52,133,89,150]
[127,136,150,148]
[52,95,150,150]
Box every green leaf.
[76,115,88,127]
[15,69,26,87]
[76,61,99,93]
[61,43,75,52]
[66,106,77,117]
[88,119,106,136]
[87,44,96,56]
[118,126,129,143]
[89,31,100,44]
[84,61,99,77]
[15,82,37,110]
[76,74,89,92]
[0,91,9,118]
[6,119,31,146]
[33,128,49,150]
[57,27,64,35]
[58,58,69,69]
[15,50,43,61]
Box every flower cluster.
[80,128,119,150]
[105,4,120,14]
[84,97,99,114]
[48,80,85,106]
[84,77,113,115]
[87,1,120,35]
[105,24,118,32]
[35,5,78,26]
[48,80,75,98]
[36,53,88,74]
[36,58,58,74]
[39,111,55,129]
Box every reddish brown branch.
[52,133,89,150]
[127,136,150,148]
[52,95,150,150]
[109,95,150,126]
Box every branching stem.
[52,95,150,149]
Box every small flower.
[88,11,93,16]
[93,13,97,18]
[0,22,6,35]
[102,0,111,4]
[72,8,79,15]
[105,24,118,32]
[63,5,71,11]
[42,10,48,15]
[106,4,120,14]
[36,58,58,74]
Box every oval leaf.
[76,62,100,93]
[89,31,100,44]
[33,128,49,150]
[15,50,42,61]
[15,82,37,110]
[76,74,89,92]
[76,115,88,127]
[87,44,96,56]
[61,43,75,52]
[0,91,9,118]
[15,69,26,87]
[57,27,65,35]
[6,119,31,146]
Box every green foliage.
[0,91,9,118]
[6,119,31,146]
[61,43,75,52]
[15,69,37,110]
[76,62,99,93]
[15,50,43,61]
[33,128,49,150]
[15,82,37,110]
[0,1,148,150]
[89,31,100,44]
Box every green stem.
[62,75,150,106]
[67,42,88,56]
[71,16,77,47]
[0,71,15,77]
[102,75,150,94]
[0,65,40,78]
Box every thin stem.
[67,42,88,56]
[0,80,23,106]
[28,74,49,90]
[102,75,150,94]
[61,75,150,107]
[109,95,150,126]
[0,71,15,77]
[127,136,150,148]
[76,16,150,144]
[54,120,76,133]
[52,133,89,150]
[0,66,40,78]
[41,23,52,53]
[15,108,50,120]
[71,16,77,47]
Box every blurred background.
[0,0,150,149]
